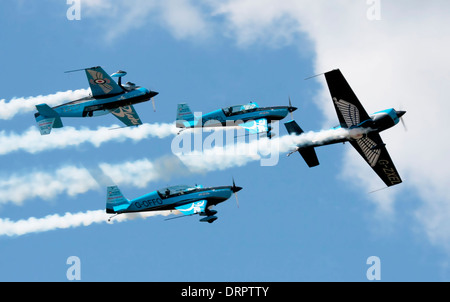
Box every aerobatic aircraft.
[175,99,297,138]
[285,69,405,187]
[106,180,243,223]
[34,66,159,135]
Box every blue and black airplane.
[175,100,297,138]
[106,180,243,223]
[285,69,405,187]
[34,66,158,135]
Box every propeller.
[151,97,156,112]
[288,96,297,120]
[396,110,407,131]
[231,177,243,208]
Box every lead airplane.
[106,180,243,223]
[285,69,405,187]
[34,66,159,135]
[176,100,297,138]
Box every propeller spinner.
[288,96,297,120]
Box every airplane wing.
[349,132,402,187]
[324,69,371,128]
[85,66,124,97]
[109,105,142,126]
[175,200,207,216]
[239,118,268,134]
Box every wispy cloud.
[82,0,210,42]
[0,165,99,206]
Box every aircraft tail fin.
[176,103,195,128]
[106,186,130,213]
[34,104,63,135]
[284,120,320,167]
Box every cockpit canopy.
[157,184,201,197]
[123,81,140,91]
[222,102,259,116]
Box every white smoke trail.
[0,127,360,237]
[0,122,178,155]
[0,127,360,206]
[175,127,364,172]
[0,89,90,120]
[0,209,177,237]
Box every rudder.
[35,104,63,135]
[176,103,195,128]
[106,186,130,213]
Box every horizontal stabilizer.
[36,104,59,118]
[299,147,320,167]
[200,216,218,223]
[284,120,320,167]
[284,120,304,135]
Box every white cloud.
[0,166,99,206]
[207,0,450,252]
[82,0,209,42]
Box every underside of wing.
[85,66,124,98]
[324,69,371,128]
[350,132,402,187]
[109,105,142,126]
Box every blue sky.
[0,0,449,282]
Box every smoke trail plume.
[0,209,176,237]
[0,123,177,155]
[0,127,362,237]
[0,127,362,206]
[0,89,90,120]
[175,126,365,171]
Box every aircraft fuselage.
[296,108,405,149]
[192,106,295,128]
[35,87,158,119]
[107,186,238,214]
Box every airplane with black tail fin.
[106,179,243,223]
[285,69,405,187]
[34,66,158,135]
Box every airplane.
[106,180,243,223]
[175,99,297,138]
[34,66,159,135]
[285,69,405,187]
